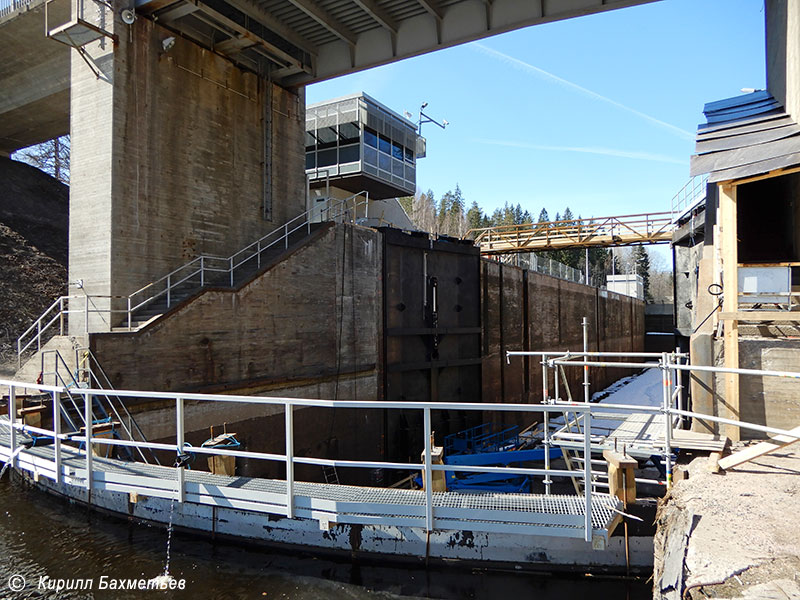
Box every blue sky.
[306,0,765,222]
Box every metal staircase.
[40,348,158,464]
[17,192,370,363]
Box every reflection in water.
[0,477,649,599]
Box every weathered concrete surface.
[767,0,800,123]
[0,0,70,153]
[715,337,800,438]
[91,223,381,396]
[69,5,305,333]
[654,447,800,599]
[482,260,645,418]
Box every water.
[0,446,25,480]
[0,476,650,599]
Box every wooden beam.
[719,183,740,441]
[720,163,800,187]
[718,426,800,470]
[603,449,636,506]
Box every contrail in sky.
[473,44,694,141]
[474,139,687,165]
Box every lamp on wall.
[162,36,176,52]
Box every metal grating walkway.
[0,420,621,539]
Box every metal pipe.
[53,390,61,484]
[8,386,16,469]
[83,391,92,494]
[670,362,800,380]
[176,397,185,502]
[423,407,433,531]
[509,350,671,358]
[551,359,661,370]
[285,402,294,518]
[542,357,551,495]
[661,353,673,489]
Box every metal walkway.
[0,419,622,542]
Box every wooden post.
[719,183,740,441]
[603,449,636,506]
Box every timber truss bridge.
[465,175,708,255]
[466,212,674,255]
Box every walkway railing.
[17,192,370,366]
[2,345,799,543]
[467,212,674,254]
[670,174,709,223]
[0,0,37,18]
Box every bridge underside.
[133,0,659,86]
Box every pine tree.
[633,245,652,302]
[466,200,485,233]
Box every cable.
[692,283,724,334]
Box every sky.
[306,0,766,224]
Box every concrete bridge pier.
[67,1,305,333]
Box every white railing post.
[285,402,294,518]
[127,297,132,331]
[423,407,433,532]
[176,397,185,503]
[230,257,234,287]
[662,353,673,489]
[37,320,41,352]
[53,390,62,484]
[583,403,592,543]
[59,297,64,335]
[166,274,171,308]
[256,242,261,270]
[542,357,551,495]
[200,256,205,287]
[284,223,289,249]
[8,386,17,469]
[84,391,92,493]
[84,297,89,334]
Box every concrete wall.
[69,5,305,332]
[91,223,381,395]
[767,0,800,122]
[481,260,645,425]
[0,0,70,153]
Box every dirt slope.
[0,157,68,367]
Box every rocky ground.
[654,445,800,599]
[0,157,68,368]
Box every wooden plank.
[720,183,740,442]
[718,426,800,470]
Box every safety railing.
[466,212,674,254]
[3,345,800,544]
[670,173,709,223]
[497,253,587,285]
[17,192,370,366]
[0,0,37,18]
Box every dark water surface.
[0,477,650,599]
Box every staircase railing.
[17,192,370,366]
[40,348,157,464]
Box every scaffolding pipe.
[581,318,592,542]
[661,353,673,489]
[542,357,552,495]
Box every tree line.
[399,185,669,302]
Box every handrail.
[3,351,800,543]
[16,192,370,365]
[670,174,709,223]
[466,212,674,253]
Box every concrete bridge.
[0,0,658,335]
